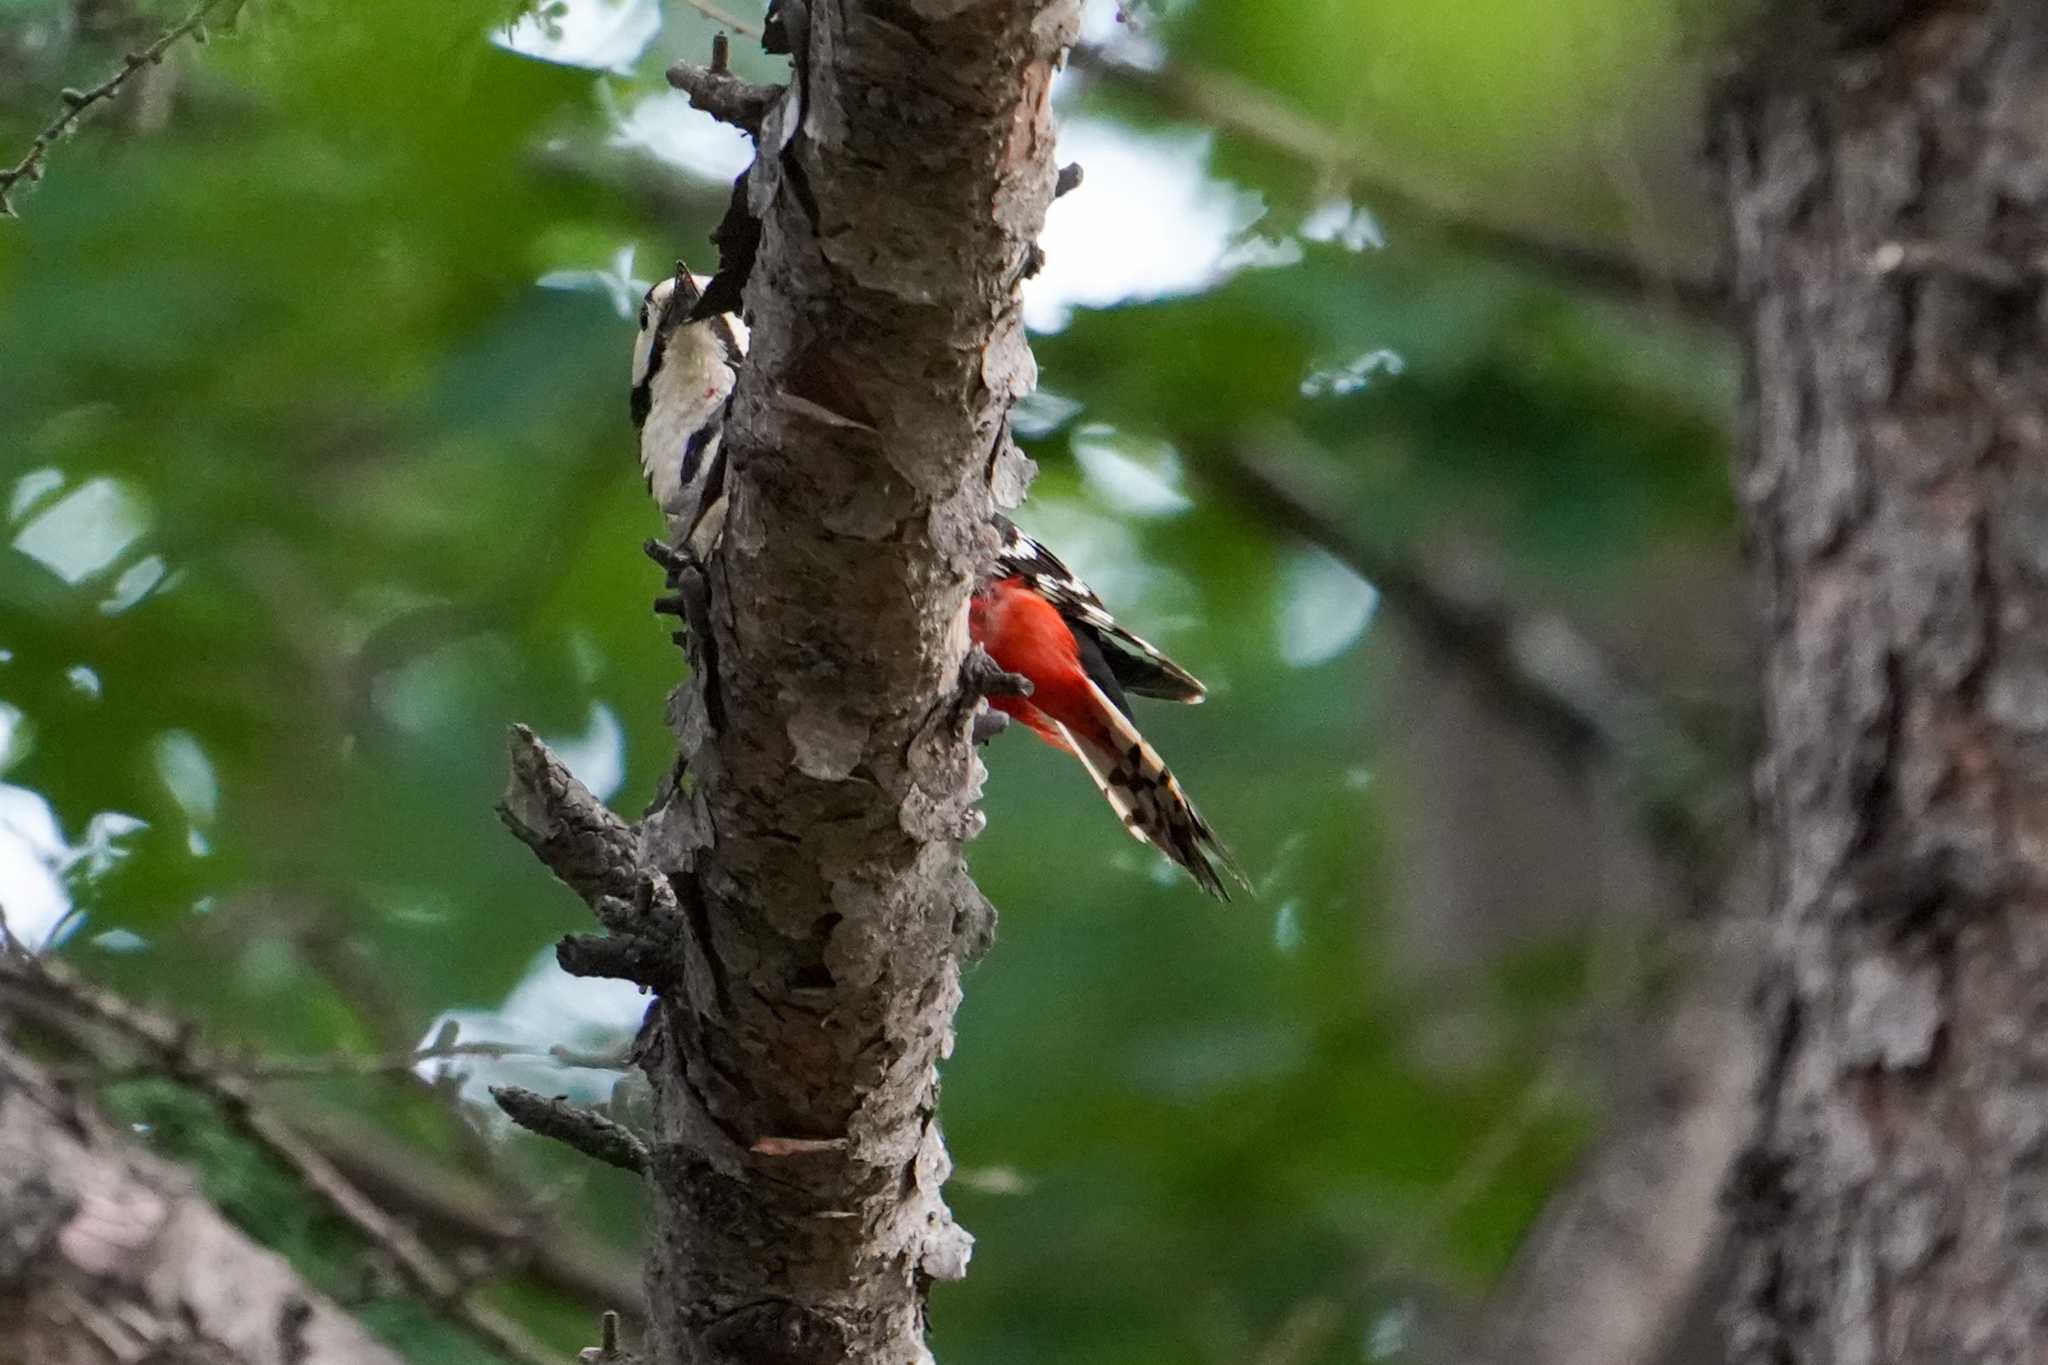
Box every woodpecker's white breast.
[631,273,748,545]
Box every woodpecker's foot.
[955,646,1028,744]
[646,549,717,663]
[1012,242,1047,286]
[970,704,1011,745]
[643,537,692,583]
[959,644,1032,701]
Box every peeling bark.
[507,3,1076,1361]
[1716,3,2048,1359]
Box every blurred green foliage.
[1,0,1735,1360]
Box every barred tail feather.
[1063,681,1249,901]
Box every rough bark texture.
[503,4,1078,1363]
[1718,3,2048,1359]
[0,1036,402,1365]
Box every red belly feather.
[970,577,1108,755]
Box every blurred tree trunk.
[504,4,1076,1363]
[1717,2,2048,1358]
[0,1034,402,1365]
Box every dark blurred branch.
[0,930,562,1365]
[174,885,639,1289]
[72,1027,628,1084]
[1211,437,1729,874]
[535,139,737,222]
[1074,47,1728,322]
[343,437,625,752]
[0,0,247,218]
[290,1106,645,1318]
[345,600,492,738]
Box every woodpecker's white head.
[631,264,748,555]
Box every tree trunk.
[1717,3,2048,1359]
[504,4,1078,1363]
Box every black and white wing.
[993,516,1207,705]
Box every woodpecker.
[973,519,1248,900]
[630,263,747,559]
[628,270,1243,898]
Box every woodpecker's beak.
[670,261,704,314]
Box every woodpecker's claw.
[644,537,692,582]
[953,646,1028,745]
[959,644,1032,701]
[970,704,1011,746]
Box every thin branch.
[4,915,645,1319]
[1375,1057,1574,1281]
[498,723,644,907]
[291,1106,646,1315]
[557,930,673,988]
[0,936,562,1365]
[665,61,782,136]
[0,0,247,218]
[74,1035,630,1085]
[491,1085,650,1175]
[1073,46,1727,321]
[0,1037,413,1365]
[676,0,761,39]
